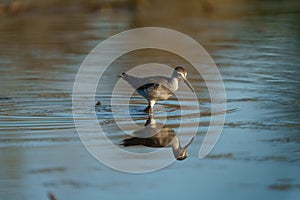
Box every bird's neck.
[168,76,179,91]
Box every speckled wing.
[136,83,174,100]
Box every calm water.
[0,1,299,199]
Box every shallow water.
[0,0,300,199]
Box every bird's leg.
[144,112,154,126]
[144,105,150,113]
[144,100,151,113]
[144,100,155,113]
[149,100,155,113]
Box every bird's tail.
[118,72,126,78]
[119,73,134,81]
[118,72,143,90]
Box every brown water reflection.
[122,115,195,161]
[0,0,300,199]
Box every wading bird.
[120,66,194,113]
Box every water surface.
[0,1,299,199]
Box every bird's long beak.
[183,78,195,93]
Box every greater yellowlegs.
[120,66,194,113]
[122,115,194,160]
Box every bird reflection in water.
[122,115,194,161]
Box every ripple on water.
[0,97,77,148]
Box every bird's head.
[174,137,195,161]
[174,66,188,79]
[174,66,195,93]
